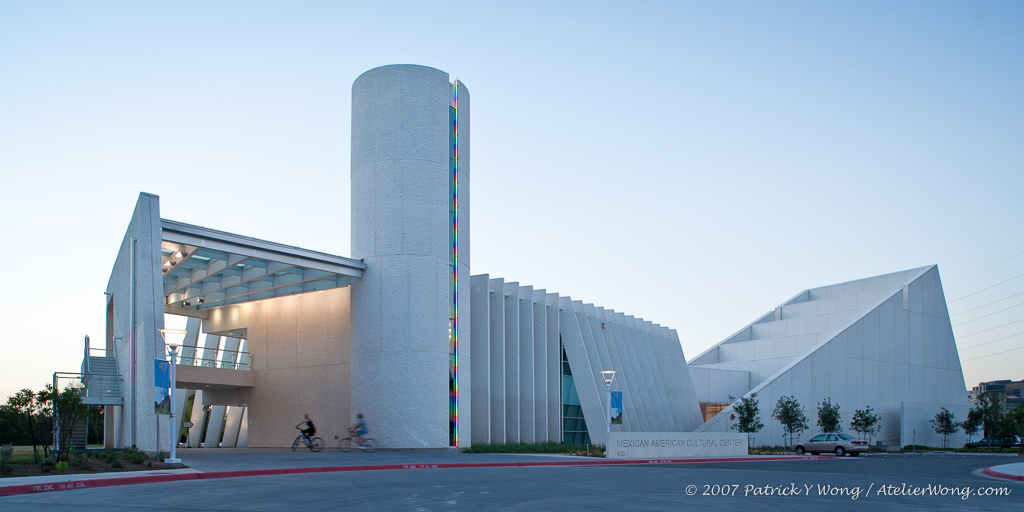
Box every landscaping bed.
[0,445,179,479]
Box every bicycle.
[338,428,377,452]
[292,426,325,452]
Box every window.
[560,340,590,445]
[810,435,826,442]
[825,434,837,441]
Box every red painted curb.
[0,455,832,498]
[981,468,1024,482]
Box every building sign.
[608,432,748,459]
[154,359,170,415]
[611,391,622,425]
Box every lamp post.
[600,370,616,437]
[160,328,186,468]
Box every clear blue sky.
[1,1,1022,401]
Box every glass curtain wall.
[560,335,591,445]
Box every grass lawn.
[5,444,106,463]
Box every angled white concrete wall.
[350,64,469,448]
[105,192,167,452]
[469,277,703,446]
[695,266,969,448]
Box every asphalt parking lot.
[1,453,1020,511]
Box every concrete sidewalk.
[982,462,1024,482]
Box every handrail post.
[84,335,91,374]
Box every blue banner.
[611,391,623,425]
[154,359,170,415]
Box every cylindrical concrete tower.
[350,65,470,448]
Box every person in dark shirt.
[296,414,316,440]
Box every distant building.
[971,380,1023,407]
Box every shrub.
[464,442,593,454]
[56,461,68,474]
[111,459,123,469]
[0,443,12,474]
[40,458,56,472]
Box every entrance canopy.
[161,219,365,316]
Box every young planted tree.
[930,407,959,449]
[816,398,842,433]
[772,395,808,449]
[850,406,882,446]
[961,407,983,444]
[729,393,764,448]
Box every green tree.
[729,393,764,447]
[960,407,983,444]
[41,385,88,462]
[929,407,959,449]
[5,389,45,462]
[816,398,842,433]
[1000,403,1024,436]
[974,392,1005,438]
[850,406,882,445]
[772,395,808,449]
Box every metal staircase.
[77,336,124,406]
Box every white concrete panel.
[862,308,880,361]
[844,279,865,295]
[600,310,640,432]
[532,289,548,442]
[488,278,505,443]
[847,358,865,409]
[646,327,682,430]
[584,305,626,432]
[627,315,668,431]
[845,319,864,359]
[221,406,244,447]
[546,294,561,441]
[573,302,612,437]
[837,294,858,311]
[643,321,681,430]
[616,313,653,431]
[236,408,248,447]
[666,328,704,430]
[204,405,226,447]
[503,282,520,443]
[470,274,490,444]
[518,285,535,443]
[751,323,771,340]
[186,390,206,448]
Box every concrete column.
[350,65,468,448]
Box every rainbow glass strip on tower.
[450,79,460,447]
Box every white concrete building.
[691,266,970,448]
[75,64,970,452]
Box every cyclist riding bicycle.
[350,414,369,449]
[296,414,316,442]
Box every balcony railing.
[53,372,122,400]
[174,348,251,371]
